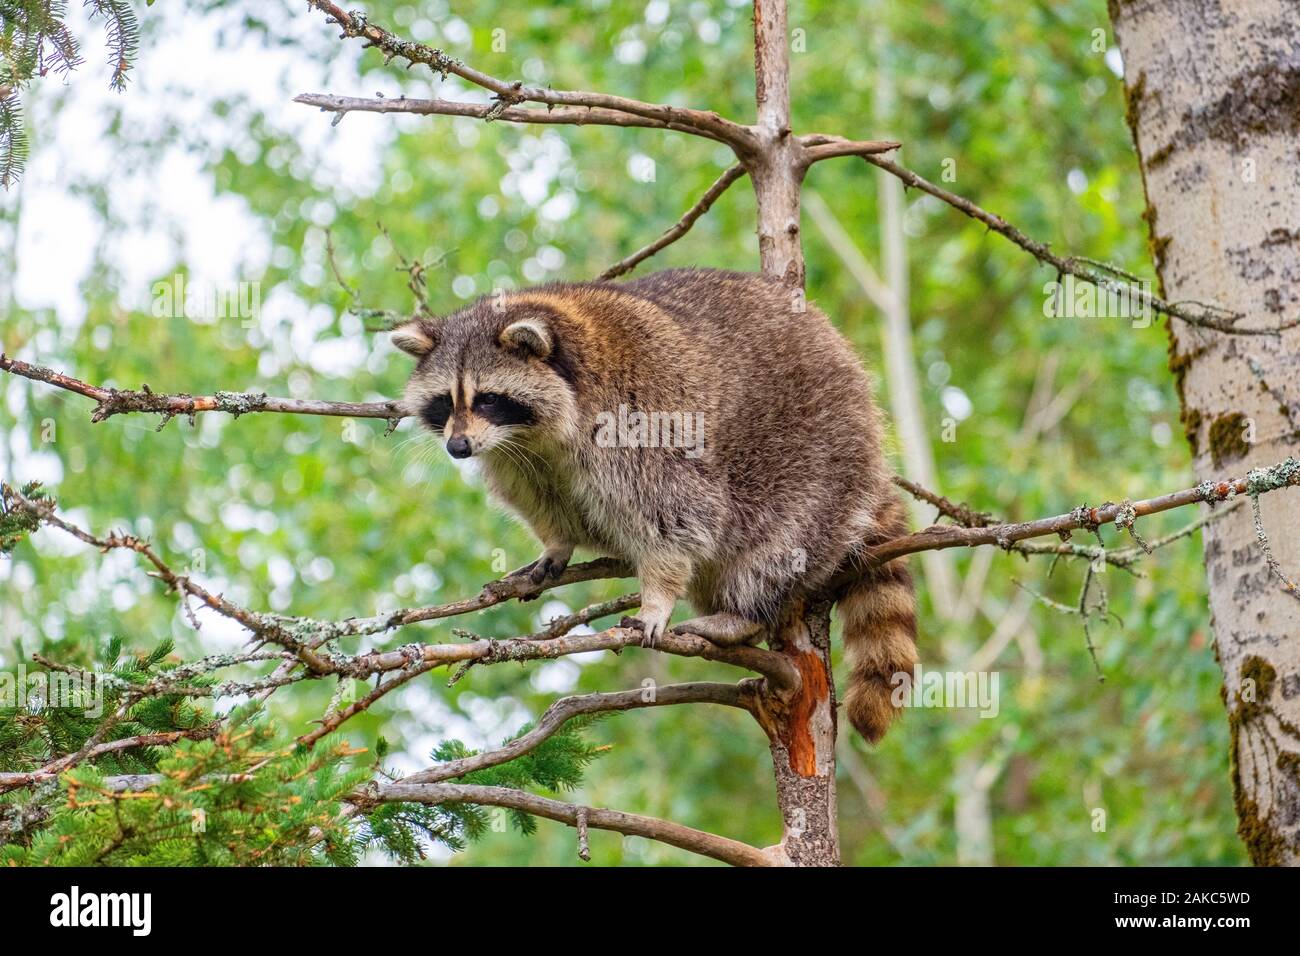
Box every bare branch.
[405,681,757,785]
[0,354,402,428]
[312,556,634,640]
[797,133,903,168]
[752,0,791,137]
[528,594,643,641]
[366,782,776,867]
[859,155,1299,336]
[10,490,795,689]
[857,457,1300,570]
[1012,499,1243,571]
[297,662,436,748]
[600,164,748,280]
[293,92,732,141]
[342,623,801,692]
[5,485,272,638]
[892,475,996,527]
[303,1,753,149]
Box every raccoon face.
[392,305,578,459]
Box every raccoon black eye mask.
[421,395,452,431]
[473,392,536,427]
[393,268,918,744]
[420,393,534,433]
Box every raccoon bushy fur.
[392,268,917,742]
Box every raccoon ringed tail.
[838,555,918,744]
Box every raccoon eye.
[421,394,452,430]
[474,392,535,426]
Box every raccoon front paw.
[621,610,669,649]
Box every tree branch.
[404,681,757,785]
[858,457,1300,569]
[0,726,220,795]
[0,354,402,428]
[797,134,904,168]
[892,475,996,528]
[599,164,748,280]
[366,782,776,866]
[297,662,436,748]
[7,488,797,690]
[292,92,733,141]
[859,155,1299,336]
[341,624,801,692]
[303,1,753,149]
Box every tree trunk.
[756,601,840,866]
[750,0,806,289]
[1110,0,1300,865]
[746,0,837,865]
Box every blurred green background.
[0,0,1241,864]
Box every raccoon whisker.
[493,433,544,484]
[392,433,426,454]
[398,431,448,457]
[403,436,450,484]
[491,436,541,484]
[497,443,540,485]
[394,433,435,463]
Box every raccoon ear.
[499,317,553,359]
[390,319,438,357]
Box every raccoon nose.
[446,436,472,459]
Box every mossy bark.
[1110,0,1300,865]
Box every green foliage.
[0,626,610,863]
[352,717,610,860]
[3,705,373,866]
[0,80,28,187]
[0,634,204,773]
[0,0,141,185]
[85,0,139,90]
[428,714,608,836]
[0,480,49,554]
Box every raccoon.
[392,268,917,743]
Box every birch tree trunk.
[1110,0,1300,865]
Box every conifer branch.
[85,0,139,91]
[0,726,220,794]
[0,0,142,186]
